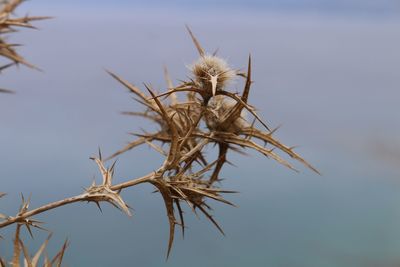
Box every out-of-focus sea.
[0,1,400,266]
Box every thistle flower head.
[190,55,235,96]
[104,27,320,259]
[204,95,247,132]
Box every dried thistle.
[111,27,319,183]
[0,224,68,267]
[0,0,49,93]
[102,27,319,256]
[0,0,49,68]
[0,22,319,263]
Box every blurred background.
[1,0,400,266]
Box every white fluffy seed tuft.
[190,55,235,95]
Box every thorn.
[95,202,103,213]
[185,24,205,57]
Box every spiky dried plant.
[0,13,319,263]
[0,224,67,267]
[0,0,48,93]
[0,1,57,265]
[102,27,320,257]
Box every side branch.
[0,173,155,229]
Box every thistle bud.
[204,95,248,132]
[190,55,235,96]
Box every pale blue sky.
[19,0,400,17]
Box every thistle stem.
[0,173,155,229]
